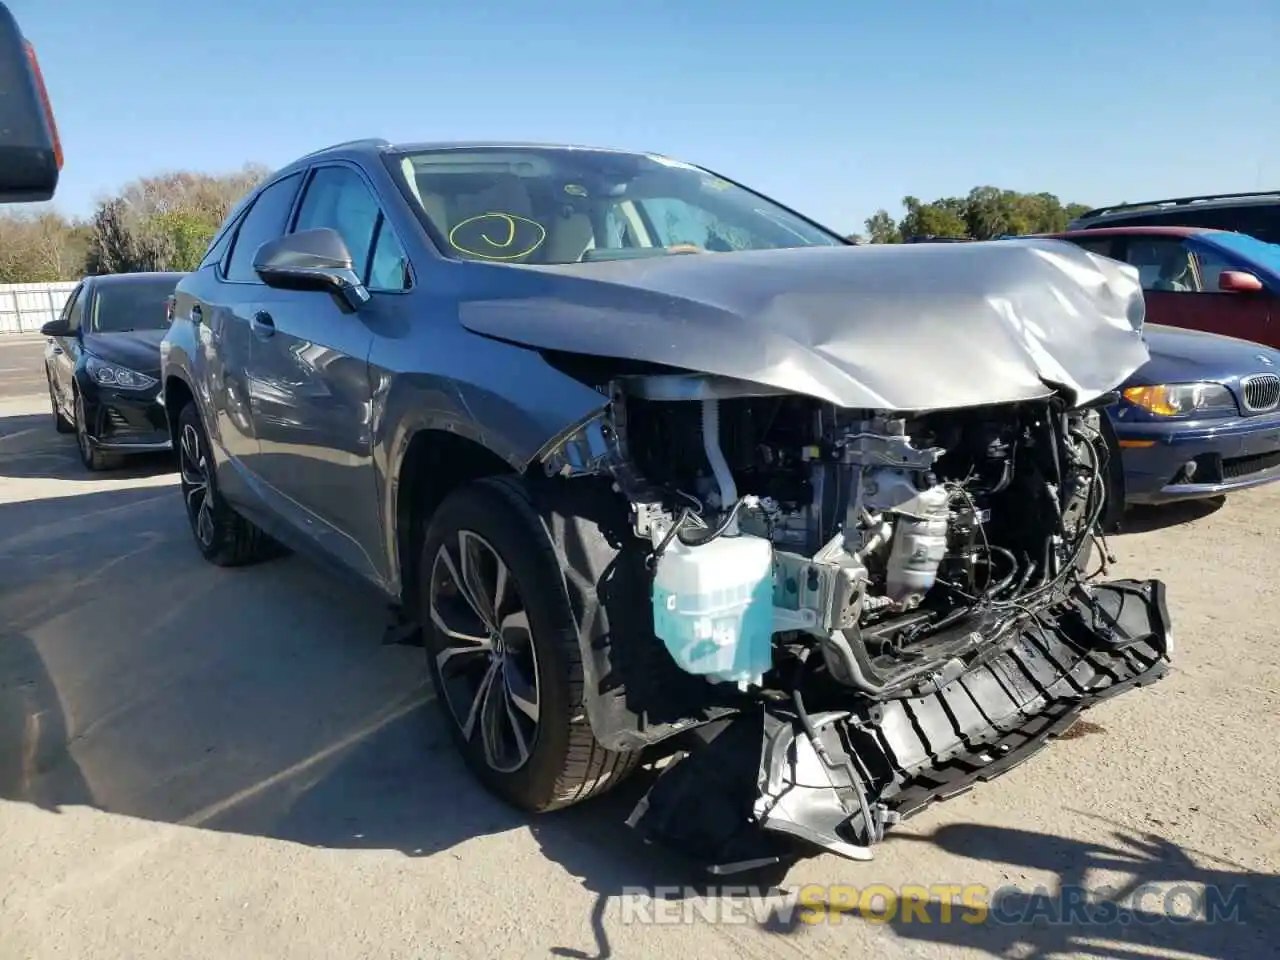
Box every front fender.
[370,325,612,597]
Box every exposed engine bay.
[540,368,1172,874]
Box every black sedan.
[41,271,185,470]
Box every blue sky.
[15,0,1279,235]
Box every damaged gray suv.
[160,139,1172,875]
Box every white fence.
[0,281,78,335]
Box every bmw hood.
[1135,323,1280,385]
[458,238,1150,412]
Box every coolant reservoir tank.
[651,532,775,687]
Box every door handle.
[190,304,203,325]
[251,311,275,338]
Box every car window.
[294,165,409,292]
[59,283,84,327]
[396,147,843,265]
[66,284,86,329]
[1092,204,1280,244]
[1119,238,1200,292]
[294,166,379,275]
[367,217,411,291]
[91,278,179,332]
[224,172,304,283]
[1191,245,1238,293]
[1063,237,1116,259]
[199,213,240,270]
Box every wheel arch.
[163,373,195,452]
[390,425,517,616]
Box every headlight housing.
[85,354,158,391]
[1122,382,1237,417]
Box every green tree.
[899,195,968,240]
[863,209,901,244]
[861,188,1094,242]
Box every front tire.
[176,401,282,567]
[48,374,73,433]
[420,476,641,812]
[74,391,123,471]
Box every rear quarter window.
[1089,204,1280,243]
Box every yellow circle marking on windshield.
[448,212,546,261]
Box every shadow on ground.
[761,821,1278,960]
[1116,497,1226,536]
[0,412,175,481]
[0,475,737,960]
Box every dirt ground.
[2,340,1277,959]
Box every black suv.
[1068,191,1280,243]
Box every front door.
[248,161,413,586]
[1186,239,1274,348]
[48,281,85,412]
[1119,235,1274,346]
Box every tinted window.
[295,166,380,275]
[199,216,239,270]
[1094,204,1280,243]
[294,165,410,291]
[225,173,303,283]
[64,285,86,330]
[91,277,181,332]
[1191,245,1237,293]
[1063,236,1116,259]
[367,217,411,291]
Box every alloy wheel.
[428,529,540,774]
[179,422,215,547]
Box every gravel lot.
[2,334,1278,960]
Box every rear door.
[247,161,413,585]
[180,170,305,505]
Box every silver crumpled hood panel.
[459,238,1149,412]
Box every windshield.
[90,278,179,332]
[392,147,845,265]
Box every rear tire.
[420,475,641,812]
[176,401,283,567]
[1098,414,1126,533]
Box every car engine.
[533,358,1169,875]
[545,370,1114,701]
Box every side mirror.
[253,228,371,312]
[0,4,62,203]
[40,317,70,337]
[1218,270,1264,293]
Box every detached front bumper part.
[625,578,1172,874]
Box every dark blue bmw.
[1108,324,1280,508]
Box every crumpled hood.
[458,238,1150,412]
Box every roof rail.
[295,138,392,162]
[1076,190,1280,220]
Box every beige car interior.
[399,158,626,263]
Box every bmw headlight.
[1122,382,1237,417]
[86,354,158,391]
